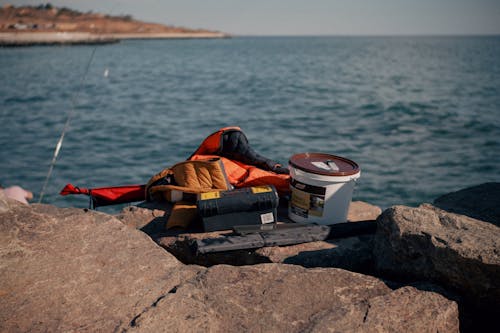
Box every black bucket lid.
[289,153,360,176]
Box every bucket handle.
[326,160,340,172]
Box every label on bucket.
[290,179,326,218]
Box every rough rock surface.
[433,182,500,227]
[347,200,382,222]
[127,264,459,333]
[1,192,459,332]
[306,285,459,333]
[0,193,201,332]
[117,203,171,234]
[373,203,500,311]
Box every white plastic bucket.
[288,153,360,225]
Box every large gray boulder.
[373,203,500,311]
[0,192,459,332]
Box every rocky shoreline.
[0,31,229,46]
[0,32,118,46]
[1,183,499,332]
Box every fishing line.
[38,1,122,203]
[38,46,98,203]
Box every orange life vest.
[189,126,242,157]
[189,127,290,195]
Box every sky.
[2,0,500,36]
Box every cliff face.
[0,4,220,35]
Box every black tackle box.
[197,185,279,232]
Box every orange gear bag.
[189,127,290,195]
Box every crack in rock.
[362,303,371,323]
[125,285,179,331]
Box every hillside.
[0,3,228,45]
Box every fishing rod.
[38,3,118,203]
[38,47,97,203]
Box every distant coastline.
[0,31,229,46]
[0,4,229,46]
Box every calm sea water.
[1,36,499,211]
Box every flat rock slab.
[373,203,500,311]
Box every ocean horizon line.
[230,33,500,38]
